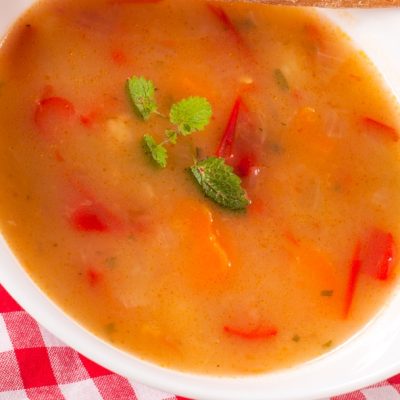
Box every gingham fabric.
[1,285,399,400]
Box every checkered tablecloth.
[1,285,400,400]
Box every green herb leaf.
[143,134,168,168]
[190,157,249,210]
[321,290,334,297]
[170,97,212,136]
[274,69,289,91]
[105,257,117,268]
[166,129,178,145]
[127,76,157,120]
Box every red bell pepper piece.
[224,325,278,340]
[362,229,395,281]
[343,242,362,318]
[216,97,242,159]
[111,49,127,65]
[71,205,109,232]
[207,4,244,48]
[344,229,395,317]
[216,97,260,178]
[362,117,398,142]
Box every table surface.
[1,285,399,400]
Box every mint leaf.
[127,76,157,120]
[274,69,289,91]
[190,157,249,210]
[170,97,212,136]
[165,129,178,145]
[143,134,167,168]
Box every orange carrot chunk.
[362,117,398,142]
[224,325,278,340]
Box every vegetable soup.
[0,0,400,375]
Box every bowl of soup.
[1,0,400,399]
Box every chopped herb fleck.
[269,142,284,154]
[274,69,289,91]
[105,323,116,335]
[292,334,300,342]
[323,340,333,348]
[105,257,117,268]
[321,290,334,297]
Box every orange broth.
[0,0,400,375]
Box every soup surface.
[0,0,400,375]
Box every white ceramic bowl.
[1,3,400,400]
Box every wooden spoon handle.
[222,0,400,7]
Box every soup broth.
[0,0,400,375]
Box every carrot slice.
[362,117,398,142]
[34,97,75,137]
[343,242,362,318]
[216,97,242,159]
[173,201,231,289]
[224,325,277,340]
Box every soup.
[0,0,399,375]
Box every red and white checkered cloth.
[1,285,400,400]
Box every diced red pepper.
[87,268,103,286]
[362,117,398,142]
[216,97,242,159]
[71,205,109,232]
[34,97,75,137]
[224,325,278,340]
[343,241,362,318]
[111,49,128,65]
[362,229,395,281]
[80,110,101,128]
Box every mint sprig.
[190,157,250,210]
[127,76,249,211]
